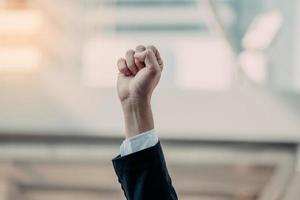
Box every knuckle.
[126,49,135,56]
[117,58,125,66]
[117,58,124,64]
[158,60,164,66]
[127,60,135,69]
[148,65,159,73]
[147,45,157,52]
[150,70,161,77]
[147,45,155,49]
[136,45,146,51]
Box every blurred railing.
[0,133,298,200]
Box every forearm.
[121,98,154,138]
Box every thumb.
[145,49,160,70]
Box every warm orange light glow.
[0,10,42,35]
[0,10,42,71]
[0,47,41,71]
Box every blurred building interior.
[0,137,298,200]
[0,0,300,199]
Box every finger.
[125,49,138,75]
[134,51,147,62]
[135,45,146,70]
[145,49,160,71]
[147,45,164,68]
[117,58,132,76]
[136,45,146,52]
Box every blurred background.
[0,0,300,199]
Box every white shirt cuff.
[120,129,159,157]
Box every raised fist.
[117,45,163,104]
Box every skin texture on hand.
[117,45,163,138]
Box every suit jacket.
[112,142,178,200]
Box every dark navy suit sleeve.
[112,142,178,200]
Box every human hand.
[117,45,163,105]
[116,45,163,138]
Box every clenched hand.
[117,45,163,138]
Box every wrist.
[121,97,154,138]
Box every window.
[81,0,236,90]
